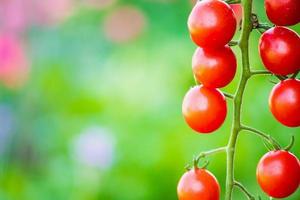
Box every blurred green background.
[0,0,299,199]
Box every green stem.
[195,147,227,164]
[225,0,252,199]
[241,125,281,150]
[223,92,235,99]
[234,181,256,200]
[250,70,271,76]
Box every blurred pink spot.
[72,126,115,169]
[0,34,29,88]
[83,0,116,9]
[0,0,31,33]
[103,6,147,43]
[32,0,75,26]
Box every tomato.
[265,0,300,26]
[256,150,300,198]
[188,0,236,48]
[269,79,300,127]
[259,26,300,76]
[177,168,220,200]
[182,85,227,133]
[192,45,236,88]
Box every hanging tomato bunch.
[178,0,300,199]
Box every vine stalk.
[225,0,253,199]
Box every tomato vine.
[178,0,300,199]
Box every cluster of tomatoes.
[257,0,300,198]
[177,0,300,199]
[261,1,300,127]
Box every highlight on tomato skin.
[182,85,227,133]
[265,0,300,26]
[177,168,220,200]
[259,26,300,76]
[269,79,300,127]
[187,0,236,48]
[192,45,237,88]
[256,150,300,198]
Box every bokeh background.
[0,0,299,199]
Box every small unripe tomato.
[256,150,300,198]
[269,79,300,127]
[177,168,220,200]
[182,85,227,133]
[188,0,236,48]
[192,45,237,88]
[259,26,300,76]
[265,0,300,26]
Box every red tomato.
[230,4,243,27]
[265,0,300,26]
[269,79,300,127]
[256,150,300,198]
[188,0,236,48]
[192,45,237,88]
[259,26,300,76]
[177,168,220,200]
[182,85,227,133]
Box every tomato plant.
[256,150,300,198]
[192,45,237,88]
[269,79,300,127]
[177,168,220,200]
[259,26,300,76]
[180,0,300,199]
[188,0,236,48]
[265,0,300,26]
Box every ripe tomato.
[265,0,300,26]
[259,26,300,76]
[182,85,227,133]
[192,45,236,88]
[177,168,220,200]
[188,0,236,48]
[256,150,300,198]
[269,79,300,127]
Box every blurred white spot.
[71,126,115,169]
[103,6,147,43]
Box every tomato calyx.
[251,13,274,34]
[263,135,295,152]
[283,136,295,151]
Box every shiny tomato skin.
[182,85,227,133]
[192,46,237,88]
[256,150,300,198]
[259,26,300,76]
[265,0,300,26]
[188,0,236,48]
[177,168,220,200]
[269,79,300,127]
